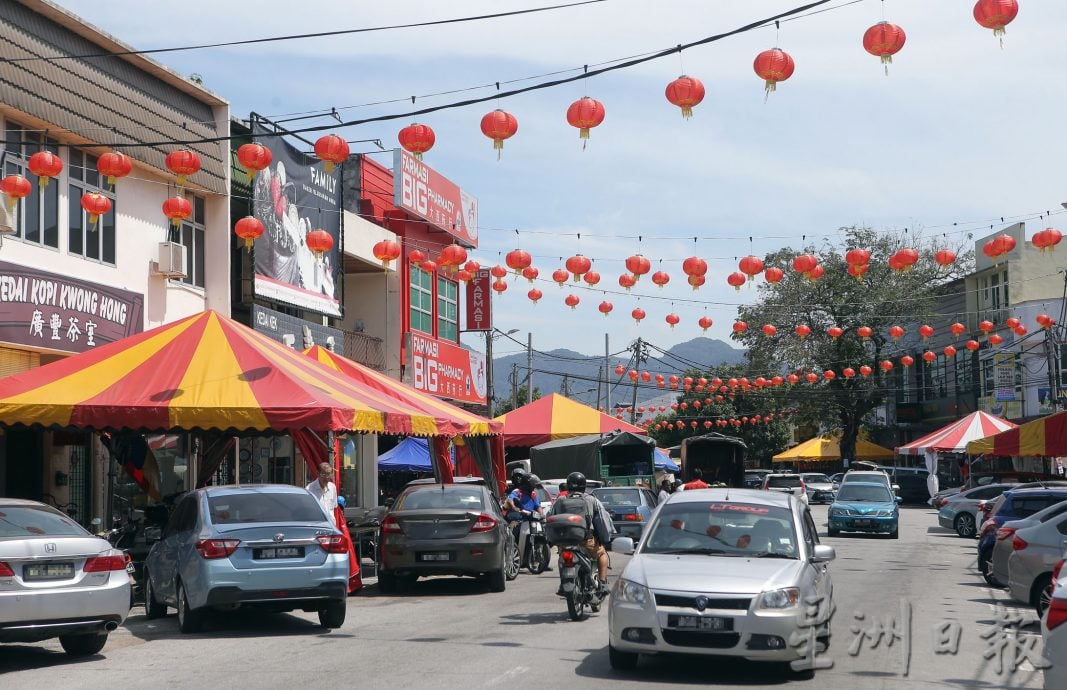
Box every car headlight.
[830,507,852,517]
[758,587,800,610]
[875,510,894,517]
[613,578,651,607]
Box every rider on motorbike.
[549,472,613,598]
[504,471,541,540]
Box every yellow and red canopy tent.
[772,435,896,463]
[966,410,1067,457]
[493,393,645,447]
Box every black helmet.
[511,468,527,486]
[566,472,587,493]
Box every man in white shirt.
[306,462,338,514]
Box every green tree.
[492,384,541,416]
[734,227,971,462]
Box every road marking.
[483,665,530,687]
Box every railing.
[343,330,385,370]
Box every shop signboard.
[978,394,1022,421]
[251,304,344,351]
[250,123,342,317]
[393,149,478,247]
[0,260,143,353]
[406,331,487,405]
[465,269,491,331]
[994,352,1016,401]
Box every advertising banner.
[252,304,344,351]
[393,149,478,247]
[994,352,1016,401]
[465,269,491,331]
[0,260,143,353]
[406,331,487,405]
[251,123,342,317]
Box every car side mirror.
[811,544,836,563]
[896,497,903,504]
[611,537,635,555]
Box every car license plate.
[24,562,74,580]
[852,519,872,527]
[417,552,453,562]
[254,547,304,559]
[668,615,733,631]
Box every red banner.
[465,269,491,331]
[393,149,479,247]
[407,332,487,405]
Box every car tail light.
[560,550,576,567]
[1053,558,1065,583]
[84,554,127,572]
[0,562,14,577]
[996,527,1017,541]
[470,514,497,532]
[316,534,348,554]
[980,520,996,536]
[381,515,403,534]
[1047,596,1067,631]
[623,514,644,522]
[196,539,240,559]
[1011,535,1028,551]
[939,498,949,508]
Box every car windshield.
[207,492,327,524]
[767,476,801,488]
[837,485,893,503]
[642,501,797,558]
[592,489,642,507]
[396,487,485,511]
[0,505,89,538]
[802,474,831,484]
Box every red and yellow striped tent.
[966,410,1067,457]
[303,345,500,437]
[493,393,645,446]
[0,311,460,436]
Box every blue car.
[975,485,1067,585]
[591,486,658,540]
[144,485,350,633]
[827,481,900,538]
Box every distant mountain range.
[491,337,746,409]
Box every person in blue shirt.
[504,472,541,533]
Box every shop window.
[437,276,458,342]
[409,266,433,334]
[68,149,116,265]
[175,195,206,288]
[3,123,59,249]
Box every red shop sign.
[406,332,487,405]
[393,149,479,247]
[465,269,491,332]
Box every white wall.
[341,210,402,376]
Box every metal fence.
[343,329,385,371]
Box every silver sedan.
[0,499,131,655]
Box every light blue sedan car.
[827,482,900,539]
[143,485,349,633]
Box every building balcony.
[343,329,385,370]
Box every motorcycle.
[514,510,550,574]
[558,543,601,621]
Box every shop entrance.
[4,428,43,500]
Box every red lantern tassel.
[681,105,693,119]
[493,138,503,161]
[882,53,892,77]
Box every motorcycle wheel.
[566,590,587,621]
[529,542,550,575]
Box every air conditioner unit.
[154,241,187,278]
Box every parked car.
[607,488,834,674]
[829,473,845,485]
[761,473,809,506]
[744,469,773,489]
[377,480,517,593]
[828,482,901,538]
[0,498,132,655]
[591,486,658,540]
[884,467,931,504]
[800,473,836,504]
[931,472,1066,507]
[143,485,349,633]
[1006,510,1067,617]
[1040,557,1066,689]
[937,483,1016,538]
[983,490,1067,586]
[840,470,897,496]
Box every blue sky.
[58,0,1067,359]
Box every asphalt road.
[0,504,1051,688]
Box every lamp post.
[486,328,519,416]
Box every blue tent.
[378,437,433,473]
[654,447,680,472]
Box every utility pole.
[527,332,534,404]
[596,365,603,411]
[629,337,649,424]
[485,330,494,417]
[605,333,611,412]
[511,363,518,410]
[561,374,570,397]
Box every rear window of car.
[592,489,643,507]
[396,487,485,511]
[767,476,802,488]
[643,501,797,557]
[802,474,831,484]
[207,492,327,524]
[0,505,89,538]
[1012,496,1066,518]
[837,485,893,503]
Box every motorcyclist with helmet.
[549,472,613,598]
[504,470,541,541]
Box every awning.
[654,447,680,472]
[965,410,1067,457]
[773,435,896,463]
[378,437,452,473]
[303,345,500,436]
[0,310,453,435]
[896,411,1017,456]
[493,393,645,446]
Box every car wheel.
[176,582,202,634]
[318,599,346,628]
[487,568,506,593]
[377,570,397,594]
[954,513,976,538]
[143,571,167,619]
[827,528,839,537]
[59,632,108,656]
[504,542,520,581]
[1033,573,1054,618]
[608,644,639,671]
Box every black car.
[888,468,931,504]
[591,487,658,540]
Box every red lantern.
[619,273,636,292]
[824,370,836,381]
[314,134,350,174]
[880,360,894,373]
[859,365,873,377]
[753,48,795,97]
[739,255,764,281]
[398,123,436,160]
[372,240,402,268]
[727,272,747,291]
[764,266,785,284]
[806,373,819,384]
[1,175,32,212]
[922,351,936,363]
[762,324,778,337]
[900,355,915,369]
[566,97,606,147]
[979,320,995,334]
[682,256,708,277]
[666,313,680,329]
[96,152,132,188]
[493,279,508,294]
[1032,228,1063,252]
[527,288,542,304]
[935,249,957,267]
[919,324,934,341]
[843,367,855,379]
[698,316,713,333]
[665,75,705,119]
[994,234,1017,256]
[521,266,539,283]
[845,248,871,267]
[237,143,272,178]
[491,265,508,279]
[649,271,670,288]
[989,334,1004,346]
[687,275,705,290]
[848,263,869,281]
[889,325,905,341]
[552,268,570,287]
[162,196,192,226]
[80,192,111,226]
[973,0,1019,41]
[806,265,825,282]
[888,254,906,272]
[625,254,651,280]
[615,365,625,376]
[456,270,472,283]
[862,22,906,75]
[732,321,748,334]
[1005,316,1021,329]
[234,215,265,251]
[480,110,518,159]
[1014,325,1028,337]
[306,229,334,258]
[794,324,811,340]
[598,301,613,316]
[792,254,818,276]
[165,150,201,188]
[950,322,967,339]
[771,376,784,386]
[827,326,843,340]
[1037,314,1054,329]
[786,374,800,385]
[632,308,646,324]
[857,326,873,341]
[27,151,63,187]
[408,249,426,265]
[565,254,592,281]
[944,345,958,358]
[565,294,580,310]
[898,248,919,268]
[438,243,468,270]
[641,371,651,383]
[965,339,981,352]
[583,271,601,286]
